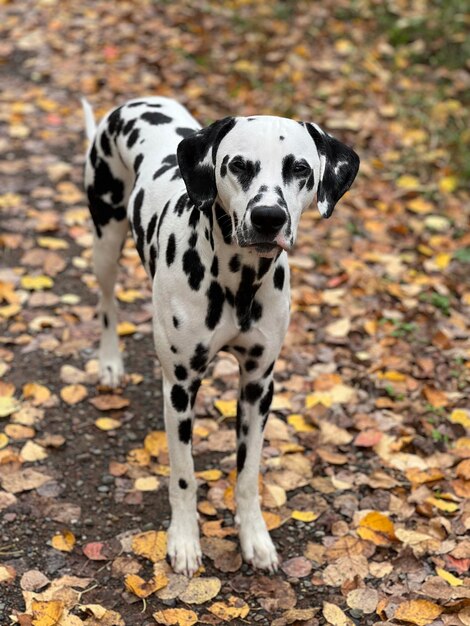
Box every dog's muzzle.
[251,205,287,236]
[240,205,289,256]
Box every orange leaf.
[357,512,396,545]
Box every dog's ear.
[177,117,237,210]
[304,123,360,218]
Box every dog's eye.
[229,158,246,172]
[294,161,311,175]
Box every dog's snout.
[250,205,286,235]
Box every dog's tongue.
[274,235,289,251]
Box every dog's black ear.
[305,123,360,218]
[177,117,237,210]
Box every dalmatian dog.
[82,97,359,577]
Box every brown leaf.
[89,394,130,411]
[281,556,312,578]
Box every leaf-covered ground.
[1,1,469,625]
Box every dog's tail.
[81,98,97,144]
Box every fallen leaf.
[20,275,54,291]
[82,542,109,561]
[51,530,75,552]
[178,577,221,604]
[291,510,318,522]
[20,441,48,462]
[393,599,443,625]
[449,409,470,429]
[134,476,160,491]
[117,321,136,336]
[144,430,168,456]
[132,530,167,562]
[357,511,396,545]
[22,383,51,406]
[153,608,198,626]
[95,417,121,431]
[60,384,88,405]
[346,588,378,614]
[20,570,50,592]
[214,399,237,418]
[208,595,250,621]
[31,599,63,626]
[436,566,463,586]
[89,395,130,411]
[125,572,168,598]
[322,601,354,626]
[281,556,312,578]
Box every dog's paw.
[239,523,279,573]
[99,357,125,388]
[167,523,202,577]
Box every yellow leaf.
[305,392,332,408]
[357,511,396,545]
[214,399,237,418]
[125,572,168,598]
[288,414,315,432]
[377,370,406,382]
[31,599,64,626]
[134,476,160,491]
[153,608,198,626]
[394,599,443,626]
[23,382,51,406]
[132,530,167,563]
[0,303,21,318]
[208,595,250,621]
[20,441,48,462]
[116,289,144,303]
[144,431,168,456]
[95,417,121,431]
[407,198,433,214]
[323,601,354,626]
[196,469,223,481]
[426,497,459,513]
[0,433,9,449]
[51,530,75,552]
[117,321,136,336]
[435,252,451,270]
[291,510,319,522]
[439,175,458,193]
[436,567,463,586]
[449,409,470,428]
[405,468,444,485]
[179,577,222,604]
[0,396,21,417]
[37,236,69,250]
[60,384,88,405]
[397,175,420,190]
[20,275,54,291]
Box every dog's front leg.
[162,375,202,577]
[235,368,278,572]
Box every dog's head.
[177,116,359,257]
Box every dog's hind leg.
[83,108,130,387]
[92,217,128,387]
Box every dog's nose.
[251,205,286,235]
